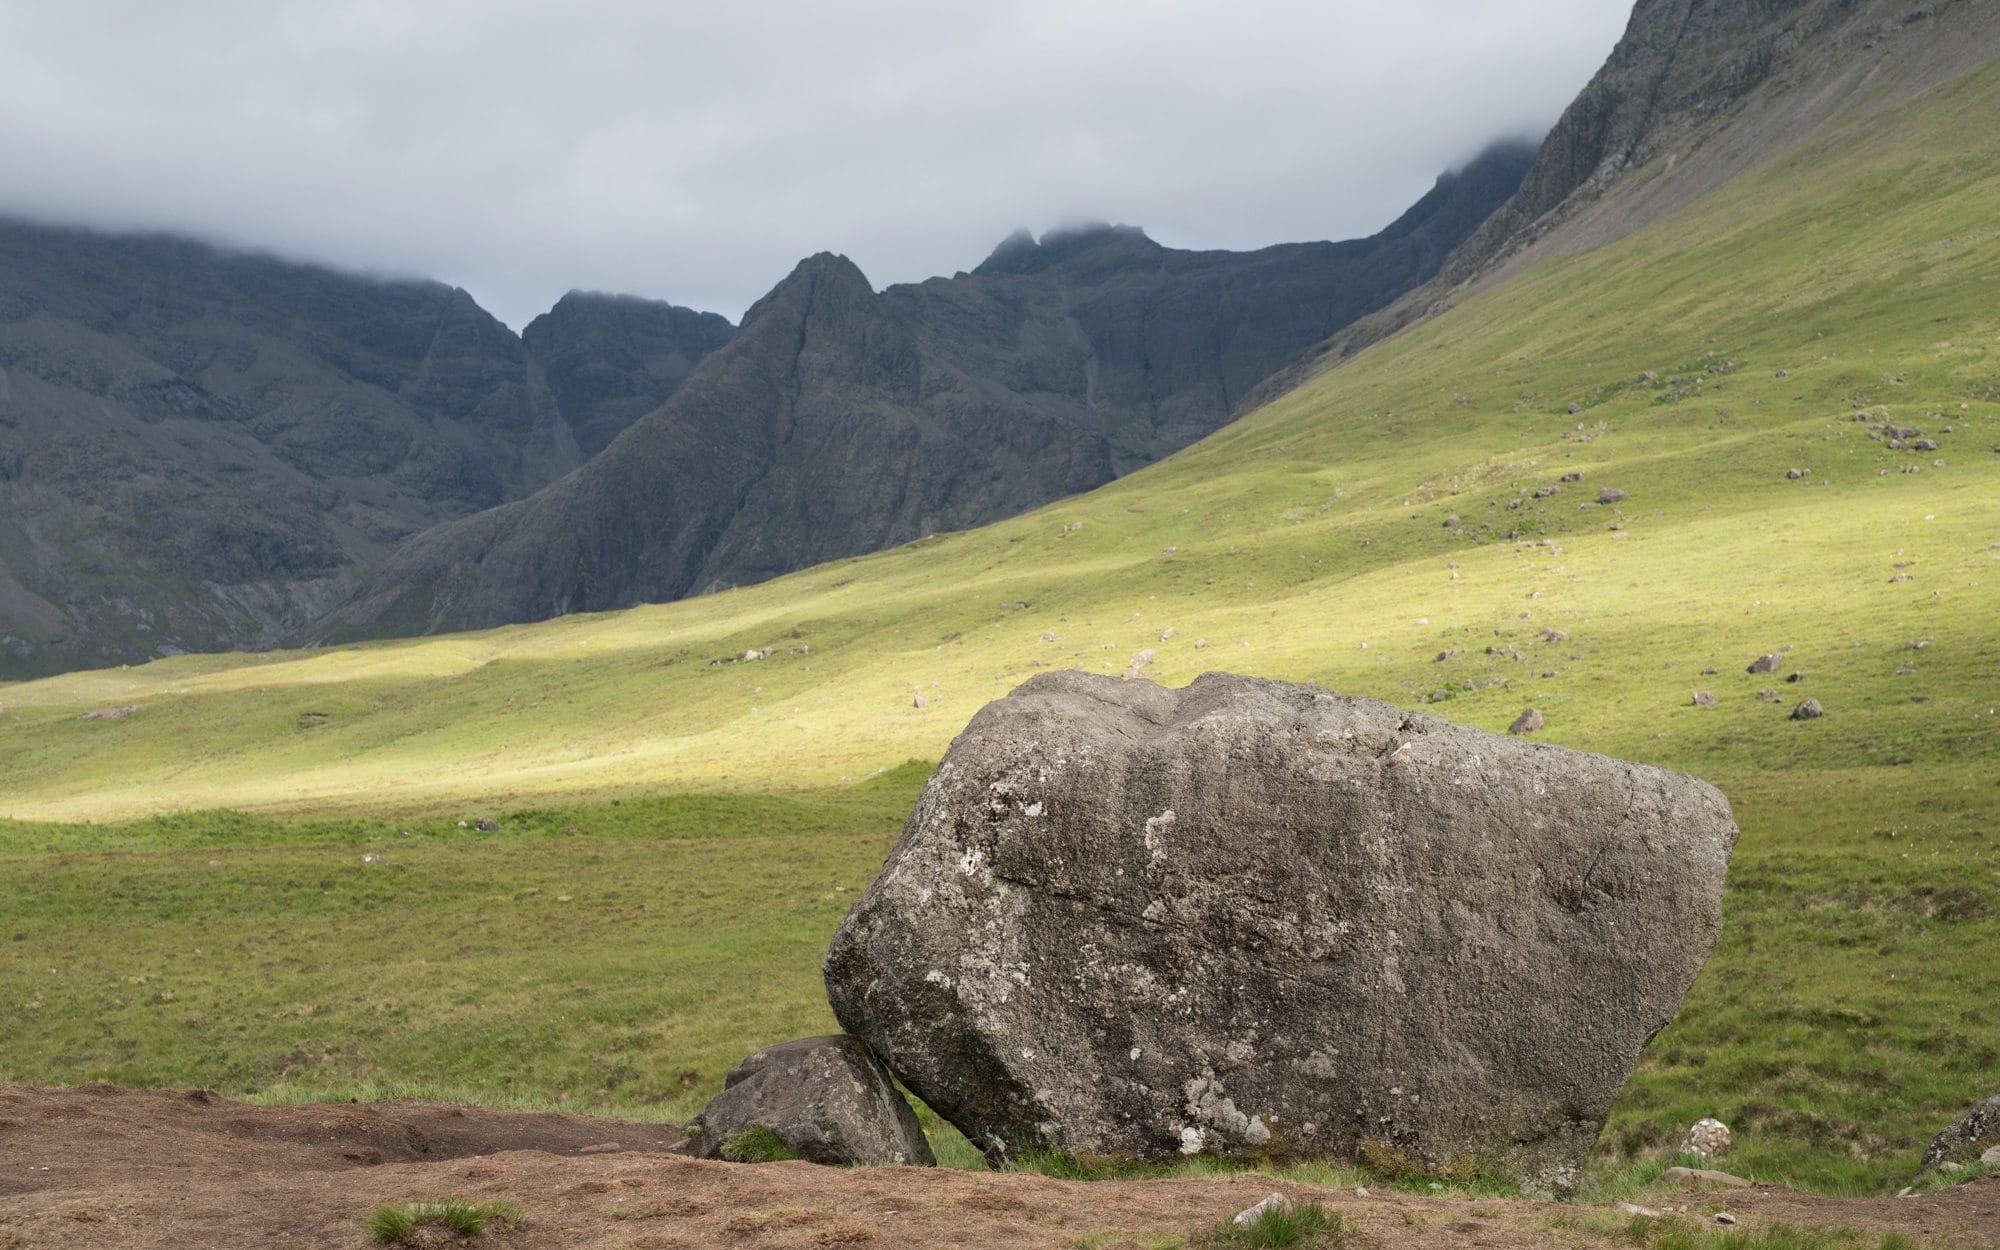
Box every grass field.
[3,52,1999,1199]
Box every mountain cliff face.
[1264,0,2000,390]
[0,221,728,676]
[318,141,1535,638]
[521,292,736,458]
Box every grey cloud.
[0,1,1628,328]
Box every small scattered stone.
[1598,487,1627,504]
[1232,1194,1292,1227]
[1692,691,1717,709]
[1660,1166,1752,1189]
[1538,628,1570,643]
[1508,707,1546,735]
[1159,628,1176,642]
[1560,471,1585,483]
[1746,654,1782,674]
[1786,672,1805,684]
[1683,1118,1733,1159]
[1757,689,1782,703]
[1715,1212,1738,1225]
[1891,573,1913,583]
[474,819,500,832]
[1786,468,1809,480]
[1194,639,1208,650]
[576,1142,623,1154]
[913,694,928,709]
[1443,514,1462,528]
[1701,666,1718,676]
[1790,698,1825,720]
[1982,1144,2000,1166]
[1618,1202,1663,1217]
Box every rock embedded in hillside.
[1682,1118,1732,1158]
[1786,468,1809,480]
[1692,691,1717,708]
[824,672,1738,1194]
[1599,488,1627,504]
[1746,654,1782,674]
[1790,698,1824,720]
[1508,706,1546,734]
[684,1036,934,1167]
[1913,1093,2000,1182]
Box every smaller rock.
[1692,691,1717,709]
[1786,672,1805,683]
[1982,1144,2000,1166]
[1537,628,1570,643]
[913,694,928,709]
[1747,654,1782,674]
[1890,573,1913,583]
[1354,1186,1370,1197]
[1194,639,1208,650]
[474,819,499,832]
[1638,371,1659,384]
[1233,1194,1292,1227]
[1443,514,1461,528]
[1599,488,1627,504]
[1715,1212,1738,1225]
[563,826,582,837]
[576,1142,623,1154]
[685,1036,935,1167]
[1701,666,1718,676]
[1159,628,1175,642]
[1757,689,1782,703]
[1660,1166,1752,1189]
[1568,403,1583,415]
[1508,707,1545,735]
[1790,698,1824,720]
[1560,471,1584,483]
[1914,439,1939,451]
[1683,1118,1733,1158]
[1786,468,1809,480]
[1617,1202,1662,1217]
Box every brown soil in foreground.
[0,1086,1993,1248]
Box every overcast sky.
[0,2,1630,329]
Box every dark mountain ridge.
[1257,0,2000,397]
[0,220,731,676]
[318,140,1537,639]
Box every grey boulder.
[684,1035,935,1167]
[824,671,1737,1195]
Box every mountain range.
[0,142,1532,675]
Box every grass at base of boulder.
[719,1124,799,1163]
[1198,1200,1355,1248]
[368,1197,520,1242]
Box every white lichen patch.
[1179,1126,1205,1154]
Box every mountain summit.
[319,142,1535,640]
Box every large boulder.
[824,671,1737,1194]
[684,1036,935,1167]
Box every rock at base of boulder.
[684,1036,935,1167]
[825,671,1737,1196]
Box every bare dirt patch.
[0,1086,1993,1248]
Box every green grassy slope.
[2,55,1998,1195]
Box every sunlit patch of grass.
[368,1197,520,1242]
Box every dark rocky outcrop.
[684,1035,934,1167]
[0,219,731,677]
[824,671,1738,1194]
[521,292,735,458]
[316,144,1535,639]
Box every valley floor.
[0,1086,1992,1249]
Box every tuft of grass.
[368,1197,520,1242]
[718,1123,800,1163]
[1201,1199,1355,1248]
